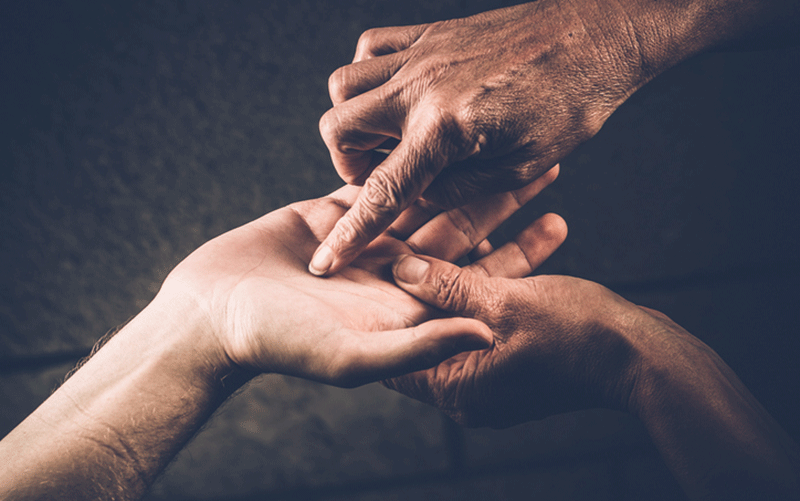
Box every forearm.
[0,293,250,501]
[564,0,800,94]
[624,313,800,500]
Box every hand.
[312,0,800,276]
[384,256,800,499]
[385,261,638,428]
[312,1,657,276]
[160,166,566,387]
[0,167,565,501]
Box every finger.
[329,52,406,105]
[324,184,362,206]
[423,155,559,210]
[405,164,560,262]
[319,89,405,184]
[468,239,494,262]
[467,213,567,279]
[392,254,497,318]
[311,111,464,276]
[352,25,428,62]
[386,198,443,241]
[387,160,558,242]
[331,318,492,387]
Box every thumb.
[336,317,492,387]
[392,254,493,318]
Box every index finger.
[309,111,467,276]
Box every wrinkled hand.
[159,167,566,388]
[385,256,646,428]
[385,254,800,500]
[312,1,649,275]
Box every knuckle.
[361,168,407,219]
[329,212,372,256]
[420,99,477,161]
[318,108,342,146]
[356,28,383,56]
[434,269,471,313]
[327,66,350,102]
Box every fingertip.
[539,212,568,244]
[512,213,568,264]
[548,163,560,180]
[537,163,560,187]
[308,244,335,276]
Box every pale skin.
[311,0,800,275]
[0,167,565,501]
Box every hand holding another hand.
[385,261,639,428]
[384,254,800,499]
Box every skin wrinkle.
[433,267,470,315]
[443,206,481,252]
[609,0,648,78]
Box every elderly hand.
[385,262,637,427]
[311,0,685,276]
[384,255,800,500]
[311,0,800,276]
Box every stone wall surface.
[2,1,798,499]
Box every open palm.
[161,167,565,387]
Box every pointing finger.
[311,106,470,276]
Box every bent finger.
[329,52,407,105]
[353,24,428,62]
[319,89,405,184]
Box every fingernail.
[309,245,334,276]
[394,255,429,284]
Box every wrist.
[612,307,800,498]
[0,293,253,499]
[565,0,773,99]
[129,291,254,396]
[76,293,248,400]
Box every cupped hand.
[312,1,646,275]
[159,166,566,388]
[385,256,645,428]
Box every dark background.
[2,1,798,499]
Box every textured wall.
[2,1,799,499]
